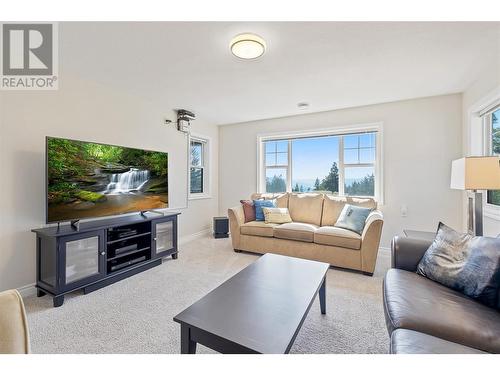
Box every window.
[190,138,207,196]
[486,107,500,206]
[264,140,289,193]
[259,126,381,200]
[343,133,376,196]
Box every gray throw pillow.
[417,222,500,308]
[334,204,372,235]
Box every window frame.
[256,123,384,203]
[189,135,211,200]
[468,89,500,221]
[483,105,500,209]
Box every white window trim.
[484,104,500,218]
[256,122,384,204]
[188,133,212,200]
[467,86,500,220]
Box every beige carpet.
[23,235,390,354]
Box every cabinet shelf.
[107,247,150,261]
[107,231,151,244]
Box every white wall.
[462,58,500,236]
[0,74,219,291]
[219,94,464,247]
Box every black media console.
[32,212,179,307]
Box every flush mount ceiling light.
[230,33,266,59]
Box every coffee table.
[173,253,329,354]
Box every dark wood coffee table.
[173,253,329,354]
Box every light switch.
[401,204,408,217]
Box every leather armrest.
[391,236,433,272]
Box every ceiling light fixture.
[230,33,266,59]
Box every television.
[46,137,168,223]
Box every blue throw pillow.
[253,199,276,221]
[334,204,372,235]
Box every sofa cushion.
[288,193,324,226]
[262,207,292,224]
[240,221,279,237]
[321,195,377,226]
[253,199,276,221]
[334,204,372,235]
[240,200,256,223]
[390,329,485,354]
[314,226,361,250]
[273,222,319,242]
[251,193,288,208]
[417,222,500,308]
[383,268,500,353]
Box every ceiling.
[60,22,500,125]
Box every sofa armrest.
[362,210,383,240]
[360,210,384,274]
[228,205,245,249]
[0,289,30,354]
[391,236,433,272]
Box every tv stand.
[32,212,180,307]
[140,210,164,218]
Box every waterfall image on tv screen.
[47,137,168,223]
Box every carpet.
[23,235,390,354]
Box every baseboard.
[179,228,211,245]
[17,283,37,298]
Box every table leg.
[181,324,197,354]
[319,277,326,314]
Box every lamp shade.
[450,156,500,190]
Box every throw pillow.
[334,204,372,235]
[253,199,276,221]
[417,222,500,308]
[240,200,255,223]
[262,207,292,224]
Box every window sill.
[188,194,212,201]
[484,204,500,221]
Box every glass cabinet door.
[65,236,100,284]
[60,230,105,289]
[154,221,173,256]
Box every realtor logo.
[1,23,58,90]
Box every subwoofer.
[213,216,229,238]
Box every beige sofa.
[0,289,30,354]
[228,193,384,275]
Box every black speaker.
[213,216,229,238]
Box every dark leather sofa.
[383,236,500,354]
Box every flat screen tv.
[46,137,168,223]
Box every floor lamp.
[450,156,500,236]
